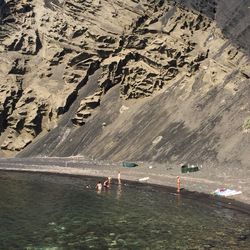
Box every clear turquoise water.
[0,171,249,250]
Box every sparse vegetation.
[243,117,250,130]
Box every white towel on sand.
[213,188,242,197]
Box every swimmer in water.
[103,178,110,188]
[96,181,102,191]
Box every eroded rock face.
[0,0,250,167]
[72,91,102,126]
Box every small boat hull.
[122,162,138,168]
[181,165,199,173]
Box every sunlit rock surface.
[0,0,249,169]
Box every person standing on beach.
[177,176,181,193]
[118,171,121,185]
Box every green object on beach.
[122,162,138,168]
[181,165,199,173]
[181,165,189,173]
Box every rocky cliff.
[0,0,249,168]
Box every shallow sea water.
[0,171,249,250]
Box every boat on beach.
[122,162,138,168]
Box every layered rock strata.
[0,0,249,168]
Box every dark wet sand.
[0,157,249,213]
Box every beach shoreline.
[0,157,249,210]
